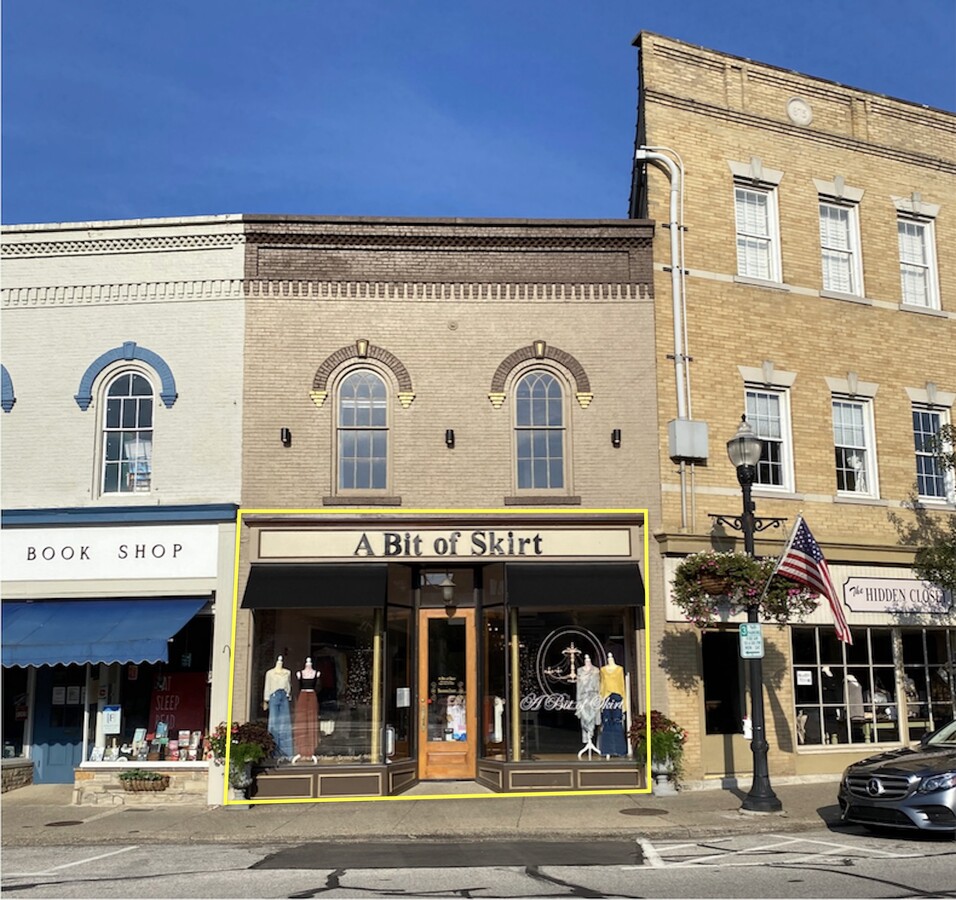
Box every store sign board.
[1,525,220,581]
[259,528,633,560]
[739,623,764,659]
[843,577,953,614]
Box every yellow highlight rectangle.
[225,507,652,805]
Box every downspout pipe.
[635,148,687,420]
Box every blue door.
[32,666,84,784]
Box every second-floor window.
[746,387,792,490]
[832,397,877,497]
[102,371,153,494]
[338,369,388,491]
[913,407,950,500]
[515,371,565,490]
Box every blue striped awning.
[1,599,207,667]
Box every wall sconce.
[280,428,292,447]
[445,429,455,449]
[440,574,456,606]
[611,428,622,448]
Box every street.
[2,828,954,899]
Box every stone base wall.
[73,767,209,806]
[1,760,34,793]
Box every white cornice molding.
[2,279,246,308]
[0,231,246,258]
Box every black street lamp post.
[714,416,784,813]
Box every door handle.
[420,700,426,732]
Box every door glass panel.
[427,617,467,742]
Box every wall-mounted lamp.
[445,429,455,449]
[611,428,622,448]
[280,427,292,447]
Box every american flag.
[774,516,852,644]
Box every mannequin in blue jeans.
[263,656,293,759]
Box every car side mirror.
[919,732,932,748]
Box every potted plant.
[630,710,687,792]
[207,721,277,795]
[671,550,819,627]
[118,768,170,792]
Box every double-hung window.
[102,372,153,494]
[832,397,877,497]
[515,371,565,490]
[912,406,950,500]
[819,201,863,296]
[745,387,792,491]
[730,158,784,283]
[897,217,939,309]
[337,369,388,491]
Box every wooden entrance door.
[418,608,476,780]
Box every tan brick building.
[232,217,660,797]
[630,33,956,785]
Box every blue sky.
[2,0,954,224]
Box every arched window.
[102,372,154,494]
[515,371,565,490]
[337,369,388,491]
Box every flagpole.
[754,515,802,607]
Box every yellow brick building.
[630,33,956,784]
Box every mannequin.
[292,657,320,764]
[599,653,628,758]
[263,656,293,759]
[846,673,865,720]
[492,696,505,744]
[575,655,601,759]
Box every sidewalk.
[1,778,844,847]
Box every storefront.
[233,513,647,798]
[665,558,956,779]
[1,506,237,800]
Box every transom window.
[337,370,388,491]
[898,217,939,309]
[832,397,877,497]
[819,201,863,296]
[515,371,565,490]
[745,387,791,490]
[913,407,949,500]
[102,372,153,494]
[735,185,780,281]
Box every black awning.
[242,564,388,609]
[505,563,644,608]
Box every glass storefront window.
[901,628,956,740]
[385,607,411,760]
[510,607,630,761]
[792,627,898,747]
[481,607,507,760]
[250,607,384,765]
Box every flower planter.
[697,574,731,596]
[121,776,169,792]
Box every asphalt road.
[2,828,954,899]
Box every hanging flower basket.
[671,551,819,627]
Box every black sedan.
[839,719,956,834]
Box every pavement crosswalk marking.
[636,838,664,868]
[2,845,139,879]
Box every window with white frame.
[832,397,877,497]
[337,369,388,491]
[102,371,153,494]
[912,406,950,500]
[819,201,863,295]
[897,217,939,309]
[515,370,565,490]
[745,387,792,490]
[735,185,781,281]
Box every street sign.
[739,622,764,659]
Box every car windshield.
[926,720,956,747]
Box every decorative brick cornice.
[2,279,245,309]
[1,232,245,258]
[245,280,650,302]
